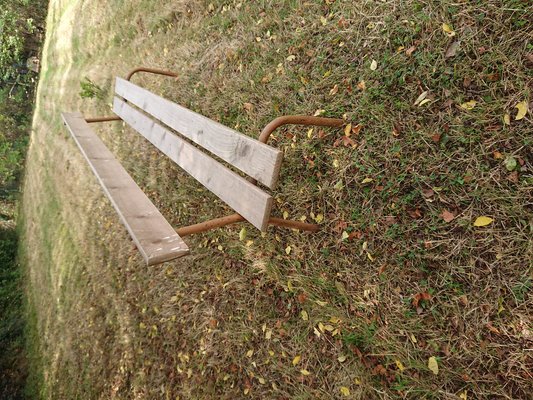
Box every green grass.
[19,0,533,399]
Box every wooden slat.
[114,77,283,189]
[61,112,189,266]
[113,97,273,231]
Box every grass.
[20,0,532,398]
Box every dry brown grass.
[20,0,532,399]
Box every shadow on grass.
[0,225,27,399]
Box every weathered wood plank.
[114,77,283,189]
[113,98,273,231]
[61,112,189,266]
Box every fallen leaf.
[460,100,477,110]
[370,59,378,70]
[493,151,503,159]
[503,113,511,125]
[285,246,292,255]
[419,98,432,107]
[507,171,519,183]
[344,123,352,136]
[405,45,416,56]
[441,209,455,223]
[459,390,468,400]
[357,80,366,91]
[414,91,428,106]
[413,292,431,307]
[504,156,517,171]
[431,133,441,143]
[300,310,309,321]
[246,349,254,358]
[473,216,493,227]
[243,102,254,111]
[239,227,247,241]
[395,359,406,372]
[442,23,455,37]
[340,387,350,396]
[361,177,373,184]
[314,214,324,223]
[300,369,311,376]
[428,356,439,375]
[329,84,339,96]
[422,188,434,198]
[286,55,296,61]
[341,231,349,240]
[292,355,301,366]
[445,41,460,58]
[515,100,528,120]
[338,355,347,363]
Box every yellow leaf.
[341,231,349,240]
[344,123,352,136]
[367,252,374,262]
[395,359,406,372]
[338,355,347,362]
[428,356,439,375]
[370,59,378,71]
[314,214,324,223]
[318,322,325,332]
[283,210,289,219]
[320,16,327,26]
[299,215,307,221]
[459,390,468,400]
[515,100,528,120]
[473,216,494,227]
[285,246,292,255]
[442,23,456,37]
[324,324,335,332]
[340,387,351,396]
[246,349,254,358]
[243,388,250,395]
[314,109,325,116]
[300,369,311,376]
[265,329,272,340]
[418,98,432,107]
[503,113,511,125]
[258,377,266,384]
[329,84,339,96]
[315,300,328,306]
[239,227,247,241]
[286,55,296,61]
[460,100,477,110]
[287,280,294,291]
[307,128,313,138]
[301,310,309,321]
[354,377,361,385]
[292,355,301,366]
[329,316,341,324]
[333,159,340,168]
[361,177,373,184]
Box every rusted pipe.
[126,67,179,81]
[85,116,122,123]
[176,214,320,237]
[268,217,320,232]
[177,214,245,237]
[259,115,344,143]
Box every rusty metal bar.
[85,116,122,123]
[177,214,320,237]
[259,115,345,144]
[177,214,245,237]
[126,67,179,82]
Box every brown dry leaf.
[357,80,366,91]
[413,292,431,307]
[431,133,441,143]
[441,209,455,222]
[405,45,416,56]
[422,188,434,198]
[445,41,460,58]
[243,102,254,111]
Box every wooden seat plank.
[62,112,189,266]
[114,77,283,189]
[113,97,273,231]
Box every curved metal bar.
[259,115,344,144]
[126,67,179,82]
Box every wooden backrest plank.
[62,112,190,265]
[113,98,273,231]
[114,77,283,189]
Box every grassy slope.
[21,0,532,399]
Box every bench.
[62,67,344,265]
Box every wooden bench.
[62,67,343,265]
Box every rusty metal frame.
[84,67,345,237]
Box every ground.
[20,0,532,399]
